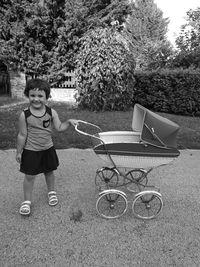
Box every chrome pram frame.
[75,121,163,220]
[75,104,180,220]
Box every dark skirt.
[20,146,59,175]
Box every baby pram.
[75,104,180,220]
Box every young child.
[16,78,79,216]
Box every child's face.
[28,89,47,109]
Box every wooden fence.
[53,69,76,89]
[25,69,76,89]
[25,70,77,101]
[50,70,76,102]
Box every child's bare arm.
[16,112,27,163]
[52,109,78,132]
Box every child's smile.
[29,89,47,110]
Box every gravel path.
[0,148,200,267]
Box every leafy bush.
[75,26,136,111]
[134,68,200,116]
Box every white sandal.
[48,191,58,206]
[19,201,31,215]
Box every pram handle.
[75,120,104,144]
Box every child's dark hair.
[24,79,51,99]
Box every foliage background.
[0,0,200,113]
[75,26,136,111]
[133,69,200,116]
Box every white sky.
[154,0,200,45]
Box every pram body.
[75,104,180,220]
[94,142,179,169]
[94,103,180,168]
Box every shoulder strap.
[23,108,31,119]
[46,106,52,117]
[23,106,52,120]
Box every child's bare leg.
[23,174,36,202]
[45,171,55,192]
[45,171,58,206]
[19,174,35,215]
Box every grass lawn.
[0,95,26,107]
[0,98,200,150]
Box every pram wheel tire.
[124,169,148,193]
[132,191,163,220]
[95,167,119,189]
[96,189,128,219]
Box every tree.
[49,0,131,84]
[0,0,26,66]
[0,0,69,75]
[172,7,200,69]
[48,0,87,84]
[0,0,129,82]
[82,0,130,28]
[16,0,66,76]
[176,8,200,51]
[123,0,172,70]
[75,26,136,111]
[0,0,131,81]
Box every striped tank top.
[24,106,53,151]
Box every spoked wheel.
[95,167,119,189]
[124,169,148,193]
[132,191,163,220]
[96,189,128,219]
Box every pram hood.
[132,104,180,148]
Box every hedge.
[133,69,200,116]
